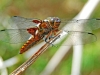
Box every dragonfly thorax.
[36,17,61,38]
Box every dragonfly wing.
[10,16,41,29]
[61,19,100,32]
[54,31,96,45]
[0,29,31,43]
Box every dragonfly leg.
[48,35,55,40]
[44,30,58,46]
[48,29,59,39]
[44,31,53,43]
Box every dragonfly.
[0,16,100,54]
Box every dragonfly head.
[45,17,61,29]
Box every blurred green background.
[0,0,100,75]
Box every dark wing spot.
[88,32,94,35]
[0,30,5,31]
[13,16,17,17]
[96,18,100,20]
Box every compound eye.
[55,18,61,23]
[50,18,55,23]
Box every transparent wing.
[0,29,31,43]
[0,16,41,43]
[0,16,42,44]
[54,31,97,45]
[10,16,40,29]
[60,18,100,32]
[54,18,99,45]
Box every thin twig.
[10,30,62,75]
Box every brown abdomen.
[20,35,41,54]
